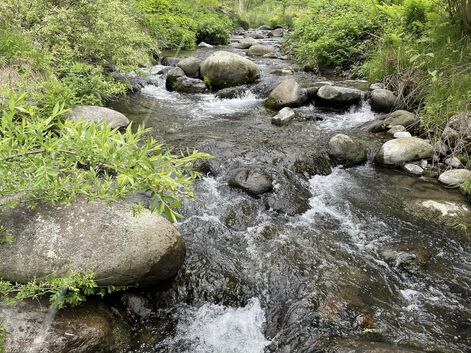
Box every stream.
[109,30,471,353]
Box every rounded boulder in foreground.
[0,200,185,286]
[375,137,434,165]
[67,106,130,129]
[200,51,260,89]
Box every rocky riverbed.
[2,27,470,353]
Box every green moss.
[264,96,280,110]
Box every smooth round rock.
[328,134,367,166]
[200,51,260,89]
[370,89,397,112]
[445,156,463,168]
[271,107,296,126]
[247,44,274,57]
[438,169,471,186]
[264,78,307,110]
[0,200,185,286]
[316,85,362,106]
[177,56,201,78]
[387,125,406,135]
[375,137,434,165]
[384,110,416,128]
[228,168,273,197]
[403,163,424,176]
[394,131,412,138]
[67,106,129,129]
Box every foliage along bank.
[0,0,222,336]
[283,0,471,194]
[0,0,234,110]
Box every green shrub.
[288,0,386,73]
[196,14,231,45]
[136,0,232,49]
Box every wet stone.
[228,168,273,197]
[403,163,424,176]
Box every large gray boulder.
[438,169,471,186]
[1,300,129,353]
[67,106,129,129]
[228,168,273,197]
[384,110,416,128]
[177,56,202,78]
[200,51,260,89]
[235,37,258,49]
[316,85,361,106]
[328,134,367,166]
[247,44,274,57]
[0,200,185,286]
[264,78,307,110]
[370,88,397,112]
[375,137,434,165]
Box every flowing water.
[110,31,471,353]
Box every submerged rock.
[177,56,202,78]
[228,168,273,197]
[247,44,274,57]
[1,299,130,353]
[328,134,367,166]
[271,107,296,126]
[200,51,260,89]
[215,86,246,99]
[235,37,258,49]
[0,200,185,286]
[323,339,426,353]
[370,88,397,112]
[316,85,362,106]
[67,106,129,129]
[264,78,307,110]
[438,169,471,186]
[375,137,434,165]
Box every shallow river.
[110,31,470,353]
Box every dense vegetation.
[0,0,225,330]
[0,0,234,109]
